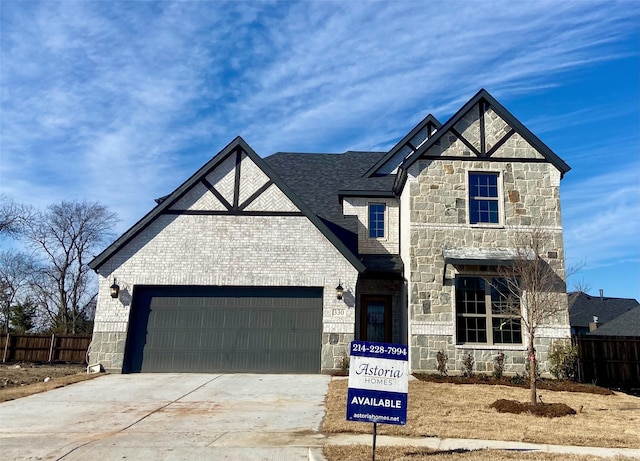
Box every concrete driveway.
[0,373,331,460]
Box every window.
[469,172,499,224]
[369,203,385,238]
[455,276,522,345]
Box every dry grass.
[324,445,637,461]
[0,372,99,403]
[323,379,640,448]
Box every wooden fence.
[577,335,640,389]
[0,333,91,363]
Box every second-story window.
[369,203,386,238]
[469,172,500,224]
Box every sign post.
[346,340,409,460]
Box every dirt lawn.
[0,362,97,403]
[324,445,637,461]
[323,379,640,448]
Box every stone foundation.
[410,334,570,377]
[89,331,127,373]
[322,332,354,373]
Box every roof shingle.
[264,151,389,255]
[568,291,639,328]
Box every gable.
[89,137,365,272]
[437,101,545,161]
[365,114,441,177]
[168,148,299,215]
[399,89,570,178]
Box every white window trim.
[466,169,504,228]
[367,201,388,240]
[455,343,527,351]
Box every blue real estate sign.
[346,341,408,425]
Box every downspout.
[398,171,412,371]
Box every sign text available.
[346,341,408,425]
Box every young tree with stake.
[495,226,572,405]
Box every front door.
[360,296,391,343]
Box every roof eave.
[89,136,249,271]
[90,137,367,274]
[363,114,442,178]
[338,190,397,201]
[400,89,571,176]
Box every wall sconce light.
[110,278,120,299]
[336,281,344,300]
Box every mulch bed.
[412,373,614,396]
[489,399,577,417]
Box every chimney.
[589,315,599,332]
[600,289,604,301]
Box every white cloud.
[562,163,640,271]
[0,0,638,252]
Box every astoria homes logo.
[355,362,404,386]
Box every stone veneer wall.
[92,214,358,373]
[404,107,570,375]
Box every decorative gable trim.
[398,89,571,179]
[89,137,366,272]
[364,114,442,177]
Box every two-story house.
[89,89,571,375]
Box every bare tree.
[0,250,36,333]
[0,195,33,238]
[571,278,591,295]
[23,201,118,334]
[495,227,571,405]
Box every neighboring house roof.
[396,88,571,193]
[589,305,640,337]
[89,137,367,273]
[568,291,639,328]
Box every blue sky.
[1,1,638,300]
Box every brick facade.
[91,147,359,372]
[343,197,400,254]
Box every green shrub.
[461,352,475,378]
[493,352,505,380]
[436,350,448,376]
[341,352,350,373]
[509,372,526,385]
[548,341,578,380]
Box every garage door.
[124,286,323,373]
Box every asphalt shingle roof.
[589,305,640,336]
[264,151,389,256]
[568,291,639,328]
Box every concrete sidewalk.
[322,433,640,459]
